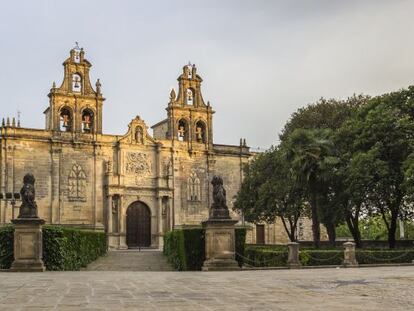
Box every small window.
[82,109,94,133]
[72,74,82,92]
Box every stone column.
[287,242,301,269]
[11,218,46,272]
[157,196,163,250]
[342,241,358,267]
[118,195,128,249]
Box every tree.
[233,147,305,242]
[286,128,339,248]
[280,95,367,141]
[343,87,414,248]
[257,147,305,241]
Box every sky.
[1,0,414,150]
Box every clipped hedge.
[244,246,288,267]
[300,250,343,266]
[0,226,14,269]
[356,249,414,264]
[164,227,247,271]
[0,225,106,270]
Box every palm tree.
[286,128,338,248]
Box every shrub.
[235,227,247,267]
[244,246,288,267]
[300,250,343,266]
[0,225,106,270]
[356,249,414,264]
[0,226,14,269]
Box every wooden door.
[256,224,265,245]
[126,202,151,248]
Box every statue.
[209,175,231,219]
[18,173,38,219]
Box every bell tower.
[165,63,214,149]
[44,44,104,135]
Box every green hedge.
[0,226,14,269]
[164,227,247,271]
[0,225,106,270]
[244,246,288,267]
[356,249,414,264]
[300,250,343,266]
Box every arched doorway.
[126,201,151,248]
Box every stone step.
[86,250,174,271]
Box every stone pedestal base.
[11,218,46,272]
[202,219,240,271]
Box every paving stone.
[0,267,413,310]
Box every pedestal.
[342,241,358,267]
[10,218,46,272]
[202,219,240,271]
[287,242,301,269]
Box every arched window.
[187,172,201,201]
[59,107,72,132]
[68,164,87,202]
[195,120,206,143]
[72,74,82,93]
[186,89,194,105]
[177,119,188,141]
[82,109,94,133]
[135,126,144,144]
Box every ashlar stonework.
[0,47,316,249]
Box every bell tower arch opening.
[151,63,214,146]
[45,44,105,134]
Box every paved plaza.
[0,265,413,311]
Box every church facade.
[0,47,314,249]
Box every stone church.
[0,47,313,249]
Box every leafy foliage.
[0,225,106,270]
[0,226,14,269]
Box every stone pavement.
[0,266,413,311]
[86,250,174,271]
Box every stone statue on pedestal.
[18,173,39,219]
[11,173,45,272]
[209,176,231,220]
[202,175,240,271]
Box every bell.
[84,122,90,130]
[74,80,80,88]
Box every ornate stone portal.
[202,176,240,271]
[10,174,46,272]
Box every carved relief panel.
[124,152,152,185]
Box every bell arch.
[81,108,94,133]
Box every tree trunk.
[310,193,320,248]
[388,210,398,249]
[345,212,362,248]
[325,222,336,247]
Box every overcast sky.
[1,0,414,149]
